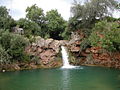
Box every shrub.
[89,21,120,51]
[8,34,29,61]
[0,30,12,50]
[0,45,10,64]
[0,31,30,62]
[80,38,90,52]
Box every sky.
[0,0,120,21]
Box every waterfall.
[61,46,75,69]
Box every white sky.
[0,0,120,21]
[0,0,73,20]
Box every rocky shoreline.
[0,31,120,72]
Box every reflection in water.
[61,69,71,90]
[0,67,120,90]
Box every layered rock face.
[25,36,68,67]
[67,31,120,69]
[26,31,120,69]
[80,47,120,69]
[1,31,120,72]
[25,31,82,68]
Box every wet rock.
[70,46,80,52]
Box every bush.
[0,30,12,50]
[0,45,10,64]
[0,31,30,62]
[89,21,120,51]
[80,38,90,52]
[8,34,29,61]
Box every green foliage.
[25,4,48,38]
[46,9,67,39]
[68,17,81,31]
[0,6,15,30]
[8,34,29,61]
[61,27,71,40]
[89,21,120,51]
[104,16,117,22]
[70,0,118,30]
[17,18,41,37]
[0,31,29,62]
[0,45,10,64]
[26,4,45,26]
[16,5,68,40]
[0,30,12,50]
[80,38,90,52]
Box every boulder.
[36,36,45,47]
[45,38,54,48]
[70,46,80,52]
[49,40,61,53]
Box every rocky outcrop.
[25,32,83,68]
[25,36,69,67]
[67,31,120,69]
[88,47,120,69]
[71,46,120,69]
[1,30,120,72]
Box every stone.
[49,40,60,53]
[29,63,37,69]
[2,70,5,72]
[37,47,42,53]
[36,36,45,47]
[70,46,80,52]
[45,38,54,48]
[85,48,91,53]
[12,64,20,70]
[91,46,101,54]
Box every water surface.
[0,66,120,90]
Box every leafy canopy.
[26,4,45,25]
[70,0,118,29]
[46,9,67,39]
[0,6,15,29]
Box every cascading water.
[61,46,75,69]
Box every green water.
[0,66,120,90]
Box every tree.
[70,0,118,29]
[25,4,48,38]
[0,45,10,64]
[0,6,15,30]
[46,9,66,39]
[26,4,45,26]
[17,18,41,37]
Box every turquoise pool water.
[0,66,120,90]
